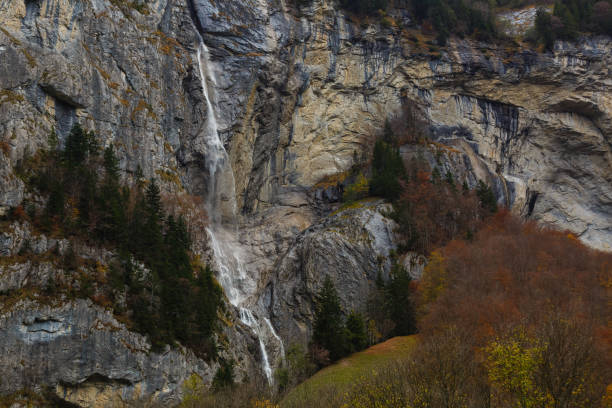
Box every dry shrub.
[10,205,26,220]
[178,377,274,408]
[339,327,488,408]
[0,140,10,156]
[394,165,484,255]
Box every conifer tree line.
[533,0,612,49]
[17,123,222,357]
[311,277,370,364]
[311,265,416,365]
[291,0,611,47]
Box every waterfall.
[195,41,237,225]
[194,33,283,385]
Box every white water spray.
[195,34,283,385]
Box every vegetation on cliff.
[532,1,612,49]
[345,104,496,255]
[292,0,611,48]
[311,277,372,364]
[10,124,223,357]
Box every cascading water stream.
[194,32,283,385]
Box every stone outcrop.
[1,0,611,404]
[268,200,398,347]
[0,221,261,406]
[0,299,213,406]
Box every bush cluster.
[348,105,496,255]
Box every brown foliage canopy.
[420,211,611,340]
[394,163,484,255]
[416,211,612,406]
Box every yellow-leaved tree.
[485,329,546,408]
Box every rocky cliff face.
[1,0,611,405]
[0,298,212,406]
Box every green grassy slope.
[282,336,417,407]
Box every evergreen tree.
[23,121,223,358]
[338,0,388,15]
[141,179,164,263]
[476,180,498,213]
[369,138,406,201]
[535,8,556,50]
[346,311,369,353]
[145,179,162,221]
[386,263,416,336]
[98,145,126,243]
[45,181,65,221]
[63,124,90,168]
[313,276,348,362]
[382,119,395,145]
[445,170,455,190]
[212,359,235,392]
[48,128,59,153]
[103,145,120,182]
[78,167,98,228]
[431,167,441,184]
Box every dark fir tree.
[346,311,368,353]
[369,126,406,201]
[386,263,416,336]
[476,180,498,213]
[98,145,125,243]
[313,276,348,362]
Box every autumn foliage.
[416,211,612,407]
[393,163,485,255]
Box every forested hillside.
[9,124,222,356]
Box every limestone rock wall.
[0,298,212,406]
[188,0,611,249]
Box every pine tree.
[535,8,555,50]
[145,179,162,221]
[382,119,395,145]
[370,135,406,201]
[45,181,65,221]
[103,145,120,182]
[212,359,235,392]
[98,144,126,243]
[431,167,441,184]
[48,128,59,152]
[63,124,90,168]
[346,311,368,353]
[386,263,416,336]
[78,167,98,228]
[476,180,498,213]
[445,170,455,190]
[313,276,348,362]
